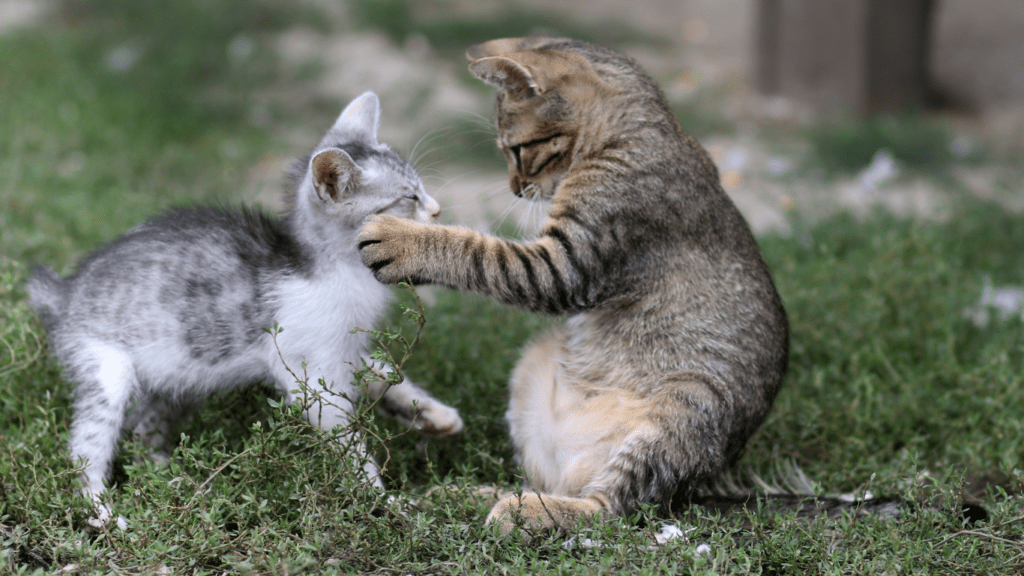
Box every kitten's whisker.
[515,198,539,239]
[424,171,480,197]
[412,158,452,174]
[408,127,454,168]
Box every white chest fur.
[267,263,392,388]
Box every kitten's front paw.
[413,401,463,437]
[358,214,425,284]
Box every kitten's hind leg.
[67,342,138,529]
[127,394,182,465]
[362,360,463,437]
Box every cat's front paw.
[358,214,426,284]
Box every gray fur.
[28,92,462,529]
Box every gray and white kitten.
[28,91,463,528]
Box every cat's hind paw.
[487,492,604,536]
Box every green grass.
[806,114,977,176]
[0,0,318,269]
[5,204,1024,574]
[3,1,1024,574]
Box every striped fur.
[359,38,789,534]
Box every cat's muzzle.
[517,182,540,199]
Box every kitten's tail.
[26,265,68,330]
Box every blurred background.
[1,0,1022,266]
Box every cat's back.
[50,207,307,349]
[515,38,788,401]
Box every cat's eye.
[513,134,563,150]
[510,145,522,169]
[508,134,563,169]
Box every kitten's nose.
[424,195,441,220]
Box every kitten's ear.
[330,91,381,147]
[310,149,361,202]
[468,56,542,98]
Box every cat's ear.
[465,36,568,60]
[468,56,542,98]
[331,91,381,147]
[310,149,361,202]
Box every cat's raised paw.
[358,214,425,285]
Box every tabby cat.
[358,38,788,533]
[29,92,463,528]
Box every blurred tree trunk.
[755,0,935,116]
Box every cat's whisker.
[414,168,446,181]
[530,199,550,234]
[458,110,497,129]
[423,170,483,196]
[475,181,514,201]
[493,195,526,234]
[518,198,545,239]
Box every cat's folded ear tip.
[465,37,530,61]
[466,35,571,61]
[465,43,487,61]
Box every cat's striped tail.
[689,463,988,525]
[27,265,68,330]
